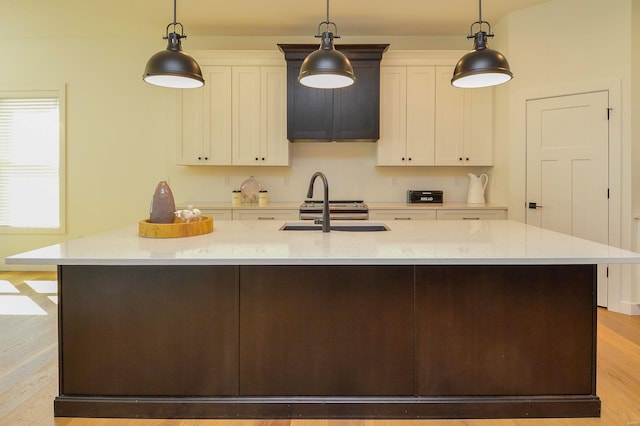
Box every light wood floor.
[1,271,639,426]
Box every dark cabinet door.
[239,265,414,396]
[333,61,380,140]
[279,44,388,141]
[59,265,240,396]
[414,265,596,397]
[286,61,334,140]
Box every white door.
[526,91,609,306]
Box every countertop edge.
[178,201,509,210]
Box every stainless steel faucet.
[307,171,330,232]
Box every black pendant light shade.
[143,0,204,89]
[299,31,355,89]
[451,0,512,88]
[299,0,355,89]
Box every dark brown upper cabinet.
[278,44,389,142]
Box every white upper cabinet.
[377,66,435,166]
[434,65,493,166]
[377,52,494,167]
[177,51,289,166]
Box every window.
[0,86,65,234]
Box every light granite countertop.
[6,219,639,266]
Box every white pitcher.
[466,173,488,204]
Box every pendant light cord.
[326,0,330,23]
[173,0,178,25]
[468,0,493,38]
[165,0,185,39]
[316,0,340,38]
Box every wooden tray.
[138,216,213,238]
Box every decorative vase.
[240,176,260,204]
[149,181,176,223]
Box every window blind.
[0,97,60,229]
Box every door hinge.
[607,108,613,120]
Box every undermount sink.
[280,222,389,232]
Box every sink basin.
[280,222,389,232]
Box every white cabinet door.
[260,67,289,166]
[377,67,407,166]
[232,67,289,166]
[177,81,205,165]
[434,66,493,166]
[232,67,261,165]
[369,210,437,221]
[434,66,465,165]
[232,209,298,221]
[436,209,506,220]
[464,87,494,166]
[199,209,233,221]
[406,67,435,165]
[377,66,435,166]
[177,66,232,165]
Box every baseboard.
[617,301,640,316]
[54,395,601,419]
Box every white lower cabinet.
[194,207,506,222]
[436,209,507,220]
[370,208,507,221]
[232,209,298,221]
[199,209,233,221]
[369,210,437,221]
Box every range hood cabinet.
[278,44,389,142]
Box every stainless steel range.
[299,200,369,220]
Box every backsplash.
[168,142,495,204]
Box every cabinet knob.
[459,157,463,161]
[408,157,412,161]
[204,157,208,160]
[255,157,259,161]
[466,157,469,161]
[198,156,202,160]
[262,157,265,161]
[401,157,405,161]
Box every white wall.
[0,36,177,269]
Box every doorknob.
[528,202,544,209]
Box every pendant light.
[143,0,204,89]
[299,0,355,89]
[451,0,513,88]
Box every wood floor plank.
[1,271,639,426]
[598,308,640,347]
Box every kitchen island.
[6,219,640,420]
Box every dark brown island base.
[55,263,598,419]
[9,220,638,420]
